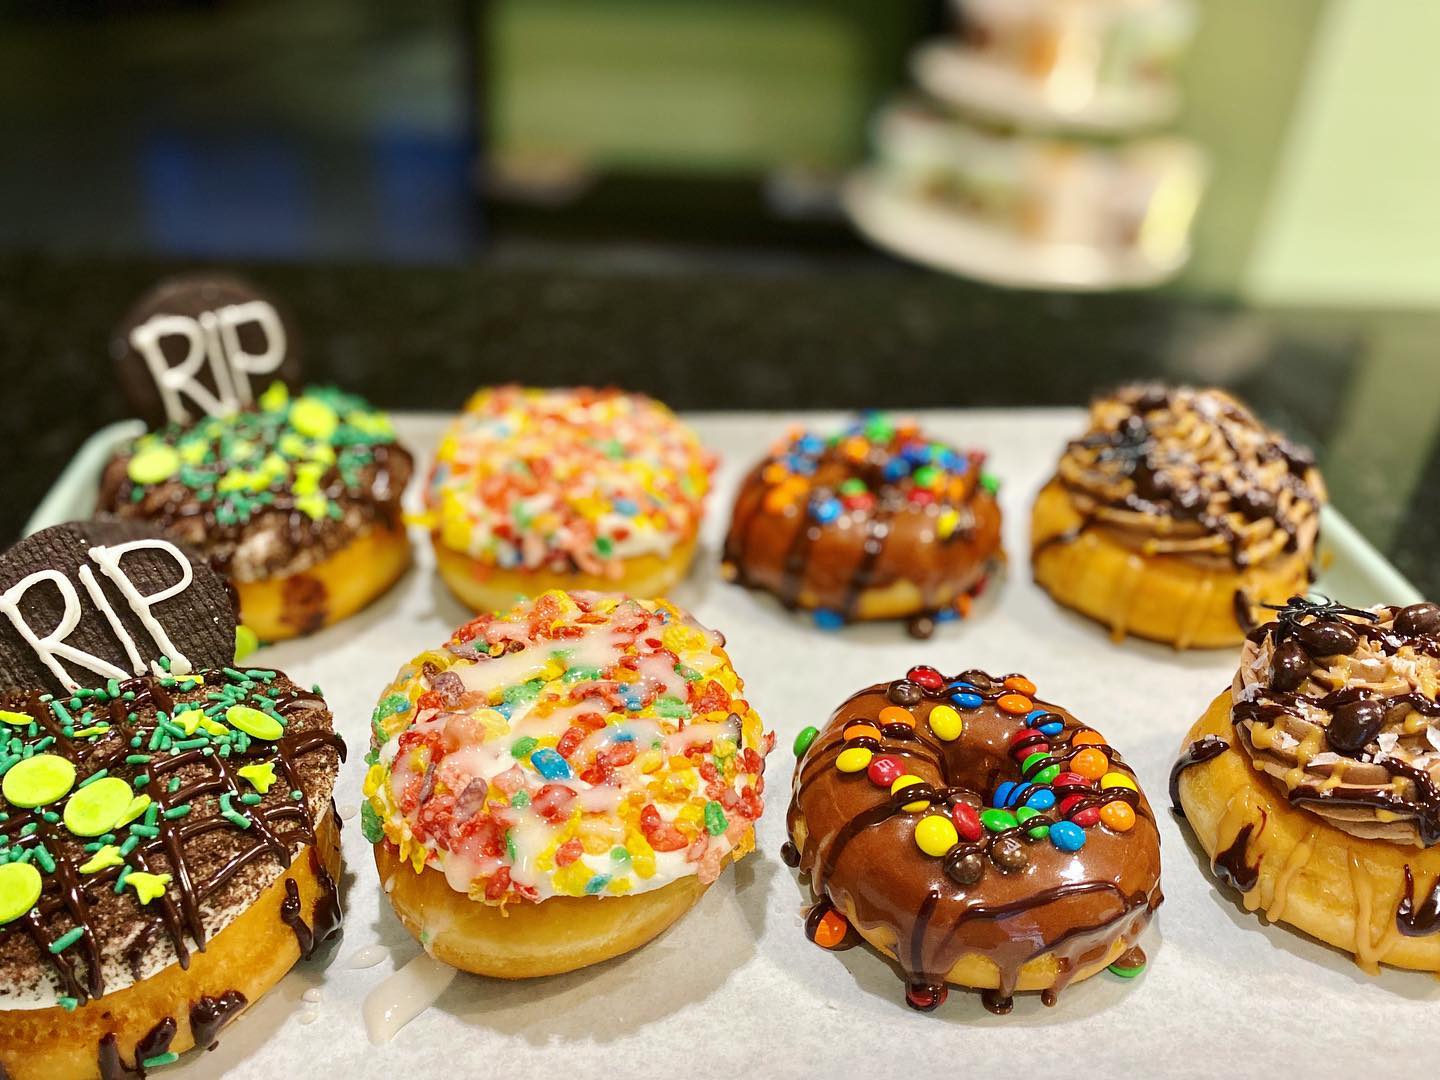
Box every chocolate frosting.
[723,417,1002,638]
[1037,384,1325,572]
[0,667,343,1009]
[787,667,1161,1013]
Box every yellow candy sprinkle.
[914,815,960,857]
[79,845,126,875]
[124,872,172,906]
[234,625,260,664]
[0,863,43,925]
[1100,771,1138,792]
[117,794,152,828]
[294,491,329,522]
[238,762,279,794]
[173,709,206,736]
[2,753,77,808]
[0,710,31,726]
[63,777,135,837]
[890,773,930,813]
[835,747,873,773]
[927,704,963,741]
[127,444,181,485]
[290,398,339,440]
[226,705,284,741]
[258,381,290,412]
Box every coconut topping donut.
[1173,598,1440,972]
[0,666,344,1079]
[785,665,1161,1013]
[1032,384,1326,648]
[722,413,1003,638]
[97,382,413,641]
[425,386,714,613]
[363,589,773,978]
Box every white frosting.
[362,953,457,1045]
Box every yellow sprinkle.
[238,762,278,794]
[125,872,172,906]
[78,845,126,875]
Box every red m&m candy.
[867,755,905,787]
[1069,806,1100,828]
[950,802,983,842]
[906,665,944,692]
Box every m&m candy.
[891,775,930,812]
[927,705,963,741]
[950,802,983,841]
[952,691,984,710]
[1049,820,1087,852]
[793,726,819,756]
[914,815,960,857]
[906,665,944,692]
[836,747,873,773]
[1071,748,1109,780]
[1101,801,1137,832]
[867,755,905,787]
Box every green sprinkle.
[142,1053,179,1069]
[163,804,192,820]
[48,927,84,953]
[704,801,728,836]
[78,769,110,788]
[58,996,78,1012]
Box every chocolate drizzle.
[1397,867,1440,937]
[1169,735,1230,814]
[1212,819,1262,893]
[0,669,344,1008]
[190,989,249,1049]
[723,419,1002,635]
[787,667,1162,1013]
[280,845,343,960]
[97,1016,176,1079]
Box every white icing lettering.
[0,570,130,691]
[86,540,195,676]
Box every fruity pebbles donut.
[424,387,714,613]
[97,382,413,642]
[722,414,1002,639]
[0,667,344,1079]
[362,589,773,978]
[785,665,1161,1013]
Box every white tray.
[22,410,1429,1080]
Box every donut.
[1031,384,1326,649]
[785,665,1161,1013]
[0,665,344,1079]
[362,589,773,977]
[1173,597,1440,972]
[721,414,1002,639]
[96,382,413,643]
[424,387,713,613]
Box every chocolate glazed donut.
[786,666,1162,1013]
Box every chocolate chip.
[945,848,984,885]
[887,680,923,706]
[1395,602,1440,637]
[989,835,1028,872]
[1269,639,1311,692]
[1296,619,1359,658]
[1326,699,1385,756]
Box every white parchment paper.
[50,410,1438,1079]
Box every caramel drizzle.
[0,671,344,1005]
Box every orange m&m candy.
[996,693,1032,715]
[1071,729,1107,747]
[843,723,882,743]
[878,706,916,728]
[1003,675,1037,696]
[812,908,851,949]
[1071,747,1109,780]
[1100,801,1136,833]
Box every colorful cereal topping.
[364,590,773,904]
[424,386,714,576]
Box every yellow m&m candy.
[914,815,959,857]
[890,774,930,813]
[1100,771,1137,792]
[836,747,873,774]
[927,705,963,741]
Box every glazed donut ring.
[1031,384,1325,648]
[786,665,1161,1014]
[424,386,713,613]
[364,590,773,978]
[723,415,1003,639]
[1173,598,1440,972]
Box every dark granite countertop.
[2,251,1437,597]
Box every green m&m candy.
[793,726,819,757]
[2,753,76,808]
[0,863,43,925]
[63,777,136,837]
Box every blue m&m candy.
[813,609,846,631]
[1024,788,1057,812]
[993,782,1016,808]
[1003,782,1032,809]
[952,691,984,710]
[1026,709,1064,736]
[811,497,842,524]
[1049,820,1086,852]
